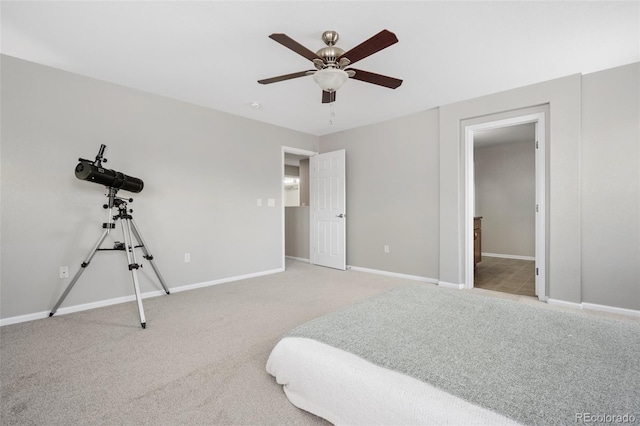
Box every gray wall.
[439,74,582,303]
[581,63,639,309]
[320,63,638,311]
[320,110,440,279]
[0,55,318,320]
[475,141,535,257]
[299,159,310,207]
[284,165,299,177]
[2,54,638,321]
[284,207,310,260]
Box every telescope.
[52,144,168,329]
[75,144,144,193]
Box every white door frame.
[281,146,318,270]
[464,112,546,301]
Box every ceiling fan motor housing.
[316,46,345,67]
[316,30,344,67]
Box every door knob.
[336,213,345,218]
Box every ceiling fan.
[258,29,403,103]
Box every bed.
[267,285,640,425]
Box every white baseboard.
[482,253,535,261]
[0,311,56,327]
[547,298,583,310]
[170,268,283,293]
[347,265,438,284]
[438,281,466,290]
[0,267,284,327]
[0,292,162,327]
[347,266,467,290]
[548,298,640,318]
[582,302,640,318]
[285,256,310,263]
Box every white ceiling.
[2,1,638,136]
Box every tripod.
[50,187,170,328]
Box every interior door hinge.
[536,204,539,213]
[536,140,539,149]
[536,268,539,276]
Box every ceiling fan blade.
[322,91,336,103]
[258,70,315,85]
[346,68,403,89]
[269,33,321,62]
[338,29,398,65]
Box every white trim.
[582,302,640,318]
[437,281,466,290]
[1,311,63,327]
[0,291,168,327]
[5,269,637,328]
[169,268,283,293]
[0,268,283,327]
[281,146,318,271]
[533,113,546,300]
[547,299,640,318]
[482,253,536,261]
[286,256,310,263]
[464,112,546,301]
[547,298,583,310]
[348,265,438,284]
[464,126,475,290]
[282,146,319,157]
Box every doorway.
[282,146,316,269]
[464,112,547,301]
[473,123,536,297]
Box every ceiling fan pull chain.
[329,101,335,125]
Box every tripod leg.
[130,219,170,295]
[121,218,146,329]
[50,229,110,317]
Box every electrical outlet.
[384,245,390,254]
[184,253,191,263]
[257,198,263,207]
[59,266,69,278]
[267,198,275,207]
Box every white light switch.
[257,199,263,207]
[59,266,69,278]
[267,198,275,207]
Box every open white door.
[310,150,346,270]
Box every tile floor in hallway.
[474,256,536,297]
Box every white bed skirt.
[267,337,520,425]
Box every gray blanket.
[287,285,640,425]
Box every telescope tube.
[75,160,144,193]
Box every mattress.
[266,284,640,425]
[267,336,519,425]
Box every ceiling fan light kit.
[258,29,402,103]
[313,68,349,92]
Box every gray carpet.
[0,260,408,425]
[1,260,638,425]
[288,285,640,425]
